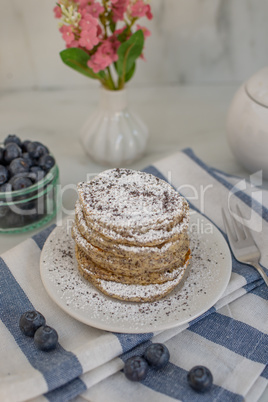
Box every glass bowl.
[0,164,60,233]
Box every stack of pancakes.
[72,168,191,302]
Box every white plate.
[40,212,232,334]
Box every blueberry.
[0,205,9,218]
[21,140,31,152]
[0,147,3,164]
[26,171,42,182]
[0,165,8,185]
[27,141,48,159]
[22,152,34,168]
[10,176,32,191]
[0,182,12,192]
[9,158,30,176]
[30,166,46,182]
[187,366,213,392]
[34,325,58,351]
[26,142,40,158]
[19,311,46,337]
[35,141,49,156]
[4,134,22,147]
[4,143,22,164]
[10,171,36,181]
[124,356,148,382]
[38,154,55,171]
[19,199,37,212]
[143,343,170,369]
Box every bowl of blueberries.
[0,134,60,233]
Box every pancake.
[77,168,189,246]
[75,245,191,286]
[73,168,191,302]
[75,200,188,260]
[72,223,189,274]
[76,245,191,302]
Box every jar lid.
[245,67,268,107]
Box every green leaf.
[60,48,105,80]
[117,27,129,43]
[113,60,135,87]
[125,62,136,83]
[116,30,144,79]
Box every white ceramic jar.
[226,67,268,179]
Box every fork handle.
[251,262,268,287]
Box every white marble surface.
[1,0,268,90]
[0,85,267,401]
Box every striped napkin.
[0,148,267,402]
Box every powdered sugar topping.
[78,168,189,232]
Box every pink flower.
[145,4,153,20]
[86,2,105,18]
[130,1,153,20]
[75,0,90,8]
[96,25,103,38]
[54,0,153,86]
[79,13,99,31]
[78,13,101,50]
[112,7,125,22]
[79,27,100,50]
[130,0,147,18]
[88,40,118,73]
[111,0,129,22]
[136,24,151,38]
[109,33,121,53]
[53,5,62,19]
[60,25,75,45]
[67,39,80,49]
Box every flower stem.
[102,0,109,38]
[106,66,116,90]
[118,77,124,90]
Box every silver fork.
[222,206,268,286]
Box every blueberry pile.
[124,343,213,393]
[19,310,58,351]
[0,134,58,230]
[0,134,55,192]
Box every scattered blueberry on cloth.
[0,149,267,402]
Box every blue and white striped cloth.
[0,149,267,402]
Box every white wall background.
[1,0,268,91]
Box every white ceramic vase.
[226,67,268,179]
[80,88,149,167]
